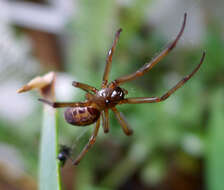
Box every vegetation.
[0,1,223,190]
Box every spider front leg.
[72,118,101,165]
[102,28,122,87]
[112,107,133,136]
[119,52,206,104]
[72,81,98,93]
[38,98,90,108]
[114,13,187,86]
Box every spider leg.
[72,81,98,93]
[72,118,101,165]
[119,52,206,104]
[102,109,109,133]
[112,107,133,136]
[114,13,187,86]
[38,98,90,108]
[102,28,122,87]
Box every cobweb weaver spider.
[39,13,205,165]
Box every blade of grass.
[39,106,61,190]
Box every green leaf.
[38,106,61,190]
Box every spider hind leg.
[72,118,101,165]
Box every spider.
[39,13,206,165]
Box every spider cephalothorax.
[39,13,205,165]
[97,84,126,105]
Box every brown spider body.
[64,83,126,126]
[64,106,100,126]
[39,13,206,165]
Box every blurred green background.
[0,0,224,190]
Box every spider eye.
[110,87,125,100]
[111,91,117,98]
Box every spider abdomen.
[64,106,100,126]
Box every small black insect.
[58,145,72,167]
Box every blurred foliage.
[206,89,224,190]
[1,0,224,190]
